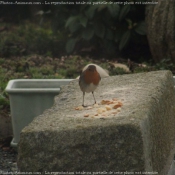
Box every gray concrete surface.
[17,71,175,175]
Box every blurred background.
[0,0,150,59]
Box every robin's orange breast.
[83,69,101,85]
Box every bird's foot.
[93,101,97,105]
[82,104,94,107]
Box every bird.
[79,64,101,107]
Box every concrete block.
[17,71,175,175]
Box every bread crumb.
[84,114,89,117]
[94,103,99,107]
[97,108,105,114]
[113,104,121,109]
[117,107,121,112]
[75,106,84,110]
[105,105,112,110]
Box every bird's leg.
[82,92,86,107]
[92,91,96,104]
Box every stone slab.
[17,71,175,175]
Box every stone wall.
[17,71,175,175]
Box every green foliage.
[0,94,9,109]
[119,30,131,51]
[154,58,174,71]
[133,58,175,73]
[60,1,146,55]
[119,5,130,22]
[134,21,146,35]
[66,38,77,53]
[0,68,10,110]
[0,23,67,57]
[133,66,152,73]
[110,67,128,75]
[0,68,9,91]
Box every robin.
[79,64,101,107]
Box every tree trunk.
[146,0,175,63]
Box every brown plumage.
[79,65,101,106]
